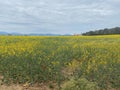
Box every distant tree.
[82,27,120,35]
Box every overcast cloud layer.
[0,0,120,34]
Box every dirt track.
[0,84,57,90]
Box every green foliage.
[82,27,120,35]
[61,77,99,90]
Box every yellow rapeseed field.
[0,35,120,89]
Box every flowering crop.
[0,35,119,89]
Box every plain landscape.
[0,0,120,90]
[0,34,120,90]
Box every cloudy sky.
[0,0,120,34]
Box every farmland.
[0,35,120,90]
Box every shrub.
[61,77,99,90]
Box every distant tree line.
[82,27,120,35]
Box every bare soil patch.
[0,84,57,90]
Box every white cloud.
[0,0,119,33]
